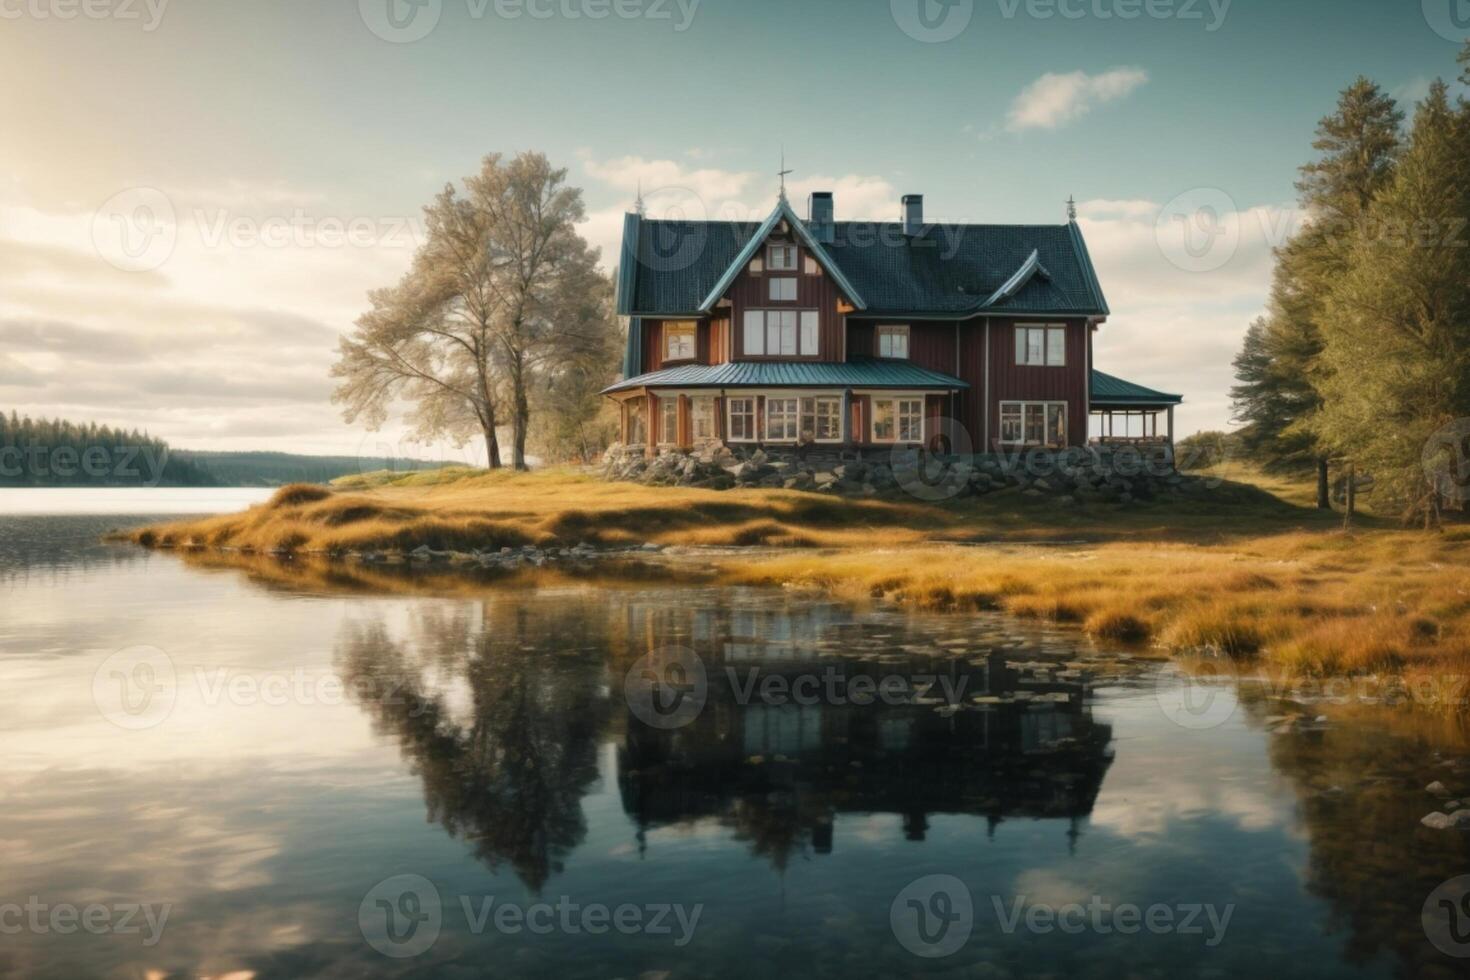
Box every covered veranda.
[1088,370,1183,447]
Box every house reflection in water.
[618,603,1115,869]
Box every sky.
[1,0,1466,457]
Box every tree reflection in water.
[333,586,1116,889]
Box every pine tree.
[1314,81,1470,524]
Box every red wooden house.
[605,190,1180,454]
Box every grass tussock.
[129,464,1470,698]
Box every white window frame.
[659,397,679,445]
[764,397,800,442]
[999,400,1068,447]
[743,309,819,357]
[769,277,797,302]
[1015,324,1066,367]
[877,324,910,359]
[800,396,843,443]
[727,397,757,442]
[691,396,715,442]
[662,320,697,362]
[869,395,925,444]
[767,244,798,271]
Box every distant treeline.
[0,411,455,487]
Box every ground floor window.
[659,397,678,445]
[800,396,842,442]
[727,397,756,441]
[626,400,646,445]
[1000,401,1067,446]
[691,397,715,441]
[765,397,799,441]
[871,397,924,443]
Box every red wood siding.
[723,231,847,361]
[986,318,1089,449]
[845,320,958,374]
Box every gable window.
[803,255,820,275]
[659,397,679,445]
[742,310,820,356]
[727,397,756,442]
[765,397,799,441]
[877,325,910,359]
[767,244,798,271]
[769,278,797,302]
[691,397,715,442]
[1015,324,1066,366]
[800,396,843,442]
[1000,401,1067,447]
[663,321,696,362]
[871,397,924,443]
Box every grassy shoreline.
[125,466,1470,698]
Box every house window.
[660,397,679,445]
[871,397,924,443]
[742,310,819,356]
[727,397,756,442]
[800,396,842,442]
[1000,401,1067,446]
[767,244,798,271]
[877,325,910,359]
[803,255,820,275]
[691,397,715,442]
[769,278,797,302]
[1015,324,1066,366]
[626,400,646,445]
[765,397,799,442]
[663,321,696,362]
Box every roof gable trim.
[696,199,868,313]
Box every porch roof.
[1090,370,1183,407]
[603,358,969,395]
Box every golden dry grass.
[125,465,1470,692]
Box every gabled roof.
[1090,370,1182,406]
[602,358,968,394]
[616,205,1111,319]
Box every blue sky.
[1,0,1465,454]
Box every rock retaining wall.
[600,443,1206,504]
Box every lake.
[2,490,1468,978]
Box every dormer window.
[767,244,798,271]
[877,325,910,359]
[663,321,696,362]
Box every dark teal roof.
[603,358,968,394]
[616,207,1109,318]
[1091,370,1182,406]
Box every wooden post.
[1167,406,1175,446]
[841,388,853,449]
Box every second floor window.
[769,278,797,302]
[767,244,797,271]
[663,321,696,361]
[743,310,819,356]
[877,325,909,359]
[1016,324,1066,366]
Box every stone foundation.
[599,442,1204,504]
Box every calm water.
[2,491,1469,979]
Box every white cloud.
[1007,67,1150,132]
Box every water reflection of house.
[618,648,1114,861]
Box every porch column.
[645,392,656,459]
[1167,406,1175,446]
[841,388,853,449]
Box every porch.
[1088,370,1183,448]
